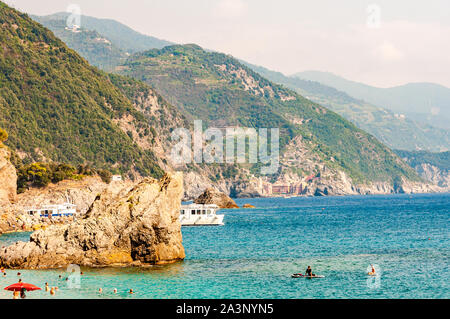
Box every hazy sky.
[5,0,450,88]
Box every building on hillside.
[65,25,81,33]
[112,175,122,181]
[272,184,290,194]
[261,181,306,196]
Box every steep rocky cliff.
[0,146,18,234]
[0,147,17,205]
[0,207,16,234]
[414,163,449,189]
[395,150,449,191]
[0,172,185,269]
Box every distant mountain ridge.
[245,63,449,152]
[294,71,450,130]
[32,16,128,71]
[33,12,173,53]
[32,12,449,152]
[32,12,173,71]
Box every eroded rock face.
[0,205,17,234]
[183,171,215,200]
[194,188,239,209]
[0,147,17,205]
[0,147,18,234]
[415,163,449,190]
[0,172,185,269]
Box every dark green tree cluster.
[17,162,77,192]
[16,162,114,193]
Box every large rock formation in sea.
[0,172,185,269]
[194,188,239,209]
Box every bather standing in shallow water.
[20,288,26,299]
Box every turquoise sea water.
[0,193,448,299]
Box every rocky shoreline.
[0,139,447,269]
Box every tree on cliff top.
[0,128,8,144]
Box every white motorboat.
[180,204,224,226]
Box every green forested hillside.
[117,44,419,184]
[120,45,295,133]
[0,2,163,178]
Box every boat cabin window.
[180,210,185,215]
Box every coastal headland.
[0,172,185,269]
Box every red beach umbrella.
[4,282,41,292]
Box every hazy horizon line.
[7,0,450,89]
[30,10,450,90]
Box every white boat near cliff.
[180,204,224,226]
[25,202,77,218]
